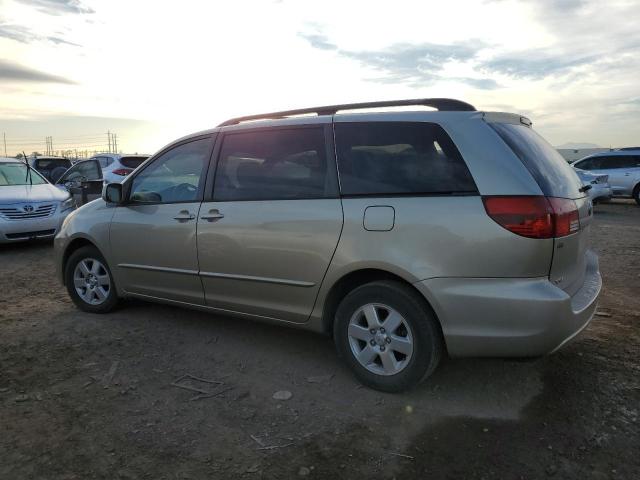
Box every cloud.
[0,59,75,84]
[455,77,500,89]
[341,42,479,78]
[484,0,585,13]
[297,32,336,51]
[14,0,94,15]
[0,23,80,46]
[481,51,597,79]
[299,33,498,89]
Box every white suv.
[89,154,149,184]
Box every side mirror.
[103,183,124,204]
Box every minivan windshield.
[490,123,584,199]
[0,162,47,186]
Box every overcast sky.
[0,0,639,155]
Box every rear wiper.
[579,184,592,193]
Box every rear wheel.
[64,246,119,313]
[633,184,640,206]
[333,280,443,392]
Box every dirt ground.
[1,200,638,480]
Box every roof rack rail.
[217,98,476,127]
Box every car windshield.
[0,162,47,186]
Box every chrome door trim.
[199,271,315,287]
[118,263,315,287]
[118,263,199,276]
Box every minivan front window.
[130,138,210,203]
[0,163,47,186]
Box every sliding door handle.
[201,209,224,221]
[173,210,195,221]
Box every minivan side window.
[213,127,334,201]
[129,138,211,204]
[334,122,477,195]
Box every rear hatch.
[489,120,591,296]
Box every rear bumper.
[415,250,602,357]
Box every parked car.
[574,170,612,204]
[88,153,149,183]
[55,99,601,392]
[53,159,105,205]
[0,157,75,243]
[28,155,73,183]
[572,150,640,204]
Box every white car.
[0,157,75,243]
[88,153,149,183]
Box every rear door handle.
[200,209,224,221]
[173,210,195,221]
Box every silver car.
[54,99,602,392]
[0,157,76,243]
[572,150,640,204]
[574,170,612,204]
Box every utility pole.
[113,133,118,153]
[3,133,6,157]
[107,130,111,153]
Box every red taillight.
[112,168,133,176]
[547,197,580,237]
[483,196,580,239]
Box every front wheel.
[633,184,640,206]
[333,280,443,392]
[64,245,119,313]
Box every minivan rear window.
[334,122,477,196]
[490,123,584,199]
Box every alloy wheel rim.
[347,303,414,376]
[73,258,111,305]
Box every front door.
[110,136,214,304]
[197,125,343,323]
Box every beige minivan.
[55,99,601,392]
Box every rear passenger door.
[197,124,343,323]
[600,156,640,196]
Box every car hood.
[0,183,70,204]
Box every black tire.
[333,280,443,393]
[64,245,119,313]
[633,184,640,206]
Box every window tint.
[575,158,596,170]
[96,156,112,168]
[59,160,101,183]
[214,127,333,201]
[603,155,640,169]
[490,123,583,198]
[334,122,476,196]
[130,138,210,204]
[120,156,147,169]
